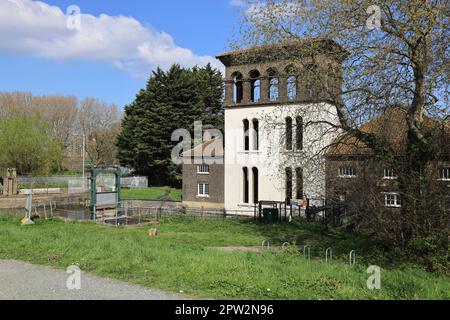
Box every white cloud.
[0,0,224,78]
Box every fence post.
[303,245,311,260]
[325,247,332,263]
[349,250,356,265]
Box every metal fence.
[17,175,148,190]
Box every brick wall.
[182,162,224,206]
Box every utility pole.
[82,133,86,183]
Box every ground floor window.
[197,183,209,197]
[384,193,401,208]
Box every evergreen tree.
[117,64,224,186]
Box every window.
[295,167,303,199]
[243,167,249,203]
[286,167,293,200]
[252,119,259,151]
[250,70,261,103]
[296,116,303,151]
[197,164,210,174]
[243,119,250,151]
[285,117,293,150]
[197,183,210,197]
[383,168,397,179]
[338,167,356,178]
[287,76,297,100]
[232,73,243,103]
[439,168,450,181]
[384,193,401,208]
[252,167,259,204]
[268,69,279,102]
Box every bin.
[262,208,279,223]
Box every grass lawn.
[121,187,182,201]
[0,214,448,299]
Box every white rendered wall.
[224,102,340,214]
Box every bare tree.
[78,98,122,166]
[232,0,449,252]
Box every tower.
[216,40,346,213]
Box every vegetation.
[0,92,122,169]
[234,0,449,264]
[0,115,63,175]
[121,187,182,201]
[116,64,224,187]
[0,214,448,299]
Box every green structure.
[88,166,121,220]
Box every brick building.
[325,107,450,214]
[182,139,224,209]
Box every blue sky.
[0,0,243,108]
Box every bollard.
[303,245,311,260]
[349,250,356,265]
[325,247,332,263]
[262,240,270,251]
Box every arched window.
[252,119,259,151]
[243,167,249,204]
[252,167,259,204]
[286,167,293,201]
[287,76,297,100]
[243,119,250,151]
[232,72,243,103]
[249,70,261,103]
[295,167,303,199]
[285,117,293,151]
[296,116,303,150]
[268,69,279,102]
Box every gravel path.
[0,260,188,300]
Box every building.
[216,40,346,214]
[182,139,224,209]
[325,107,450,214]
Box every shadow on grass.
[236,217,394,267]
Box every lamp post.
[74,133,86,189]
[81,133,86,182]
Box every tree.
[117,64,224,186]
[233,0,449,260]
[0,92,78,149]
[77,98,122,166]
[0,115,63,175]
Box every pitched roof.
[181,139,224,158]
[326,107,450,156]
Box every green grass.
[0,214,448,299]
[121,187,182,201]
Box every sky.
[0,0,246,108]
